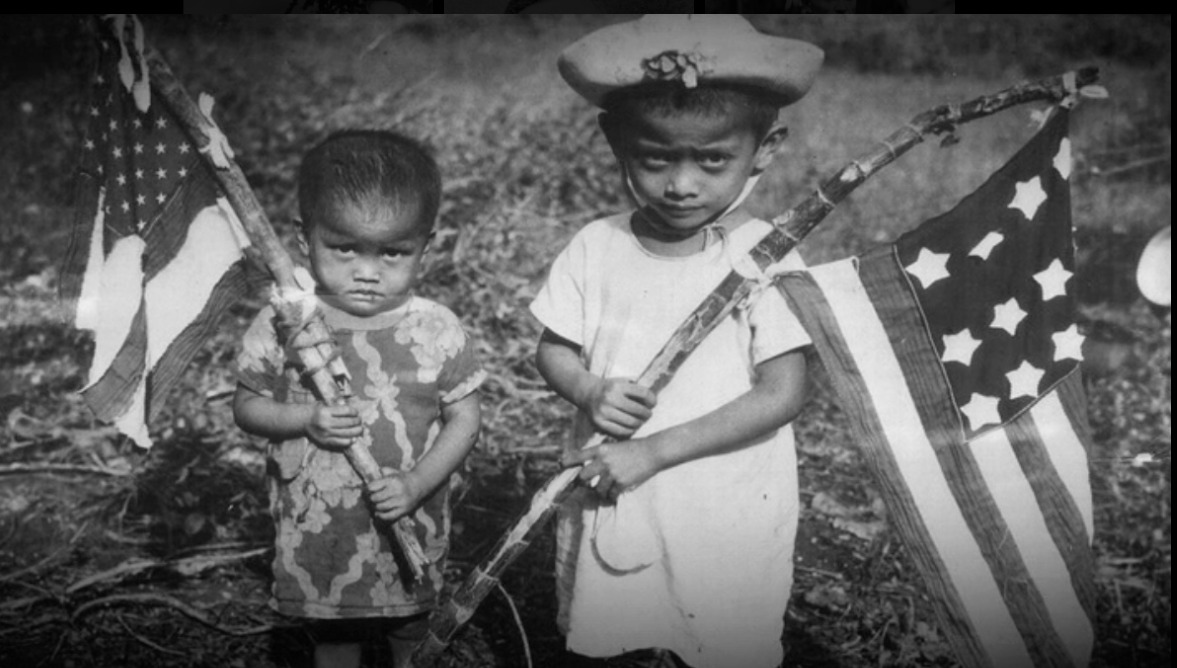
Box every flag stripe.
[860,252,1071,667]
[61,172,104,312]
[1021,407,1098,620]
[859,245,965,446]
[1010,399,1099,631]
[114,363,151,448]
[972,424,1094,667]
[81,302,146,421]
[81,233,146,394]
[786,262,1022,668]
[144,202,251,369]
[146,260,249,419]
[1046,373,1097,539]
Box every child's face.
[607,107,779,233]
[299,195,429,318]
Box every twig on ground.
[0,463,129,476]
[116,613,188,657]
[495,581,532,668]
[72,593,273,636]
[65,547,269,595]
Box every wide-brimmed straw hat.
[558,14,824,108]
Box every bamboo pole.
[137,33,430,579]
[414,67,1101,660]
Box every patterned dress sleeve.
[435,308,487,405]
[233,305,286,397]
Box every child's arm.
[232,382,362,448]
[536,328,657,439]
[367,392,481,522]
[565,348,808,499]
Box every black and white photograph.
[0,13,1169,668]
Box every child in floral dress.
[233,130,484,668]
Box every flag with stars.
[60,15,252,447]
[779,110,1095,668]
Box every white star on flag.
[969,231,1004,260]
[1052,324,1085,362]
[905,248,951,289]
[941,329,982,366]
[1054,138,1072,180]
[1009,176,1047,220]
[990,297,1026,336]
[1006,360,1044,398]
[1034,258,1072,301]
[960,393,1002,430]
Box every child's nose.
[353,259,380,282]
[664,165,698,199]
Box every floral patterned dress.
[234,296,485,619]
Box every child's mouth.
[659,204,703,218]
[348,291,383,301]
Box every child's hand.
[564,437,663,501]
[304,403,363,450]
[584,378,656,439]
[367,467,424,522]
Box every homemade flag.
[60,15,252,448]
[779,109,1096,668]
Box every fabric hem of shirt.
[440,368,488,405]
[270,598,436,619]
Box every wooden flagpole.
[414,67,1102,660]
[136,34,431,579]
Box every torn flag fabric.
[60,16,252,447]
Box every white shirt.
[531,211,810,668]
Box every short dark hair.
[298,129,441,234]
[602,82,782,141]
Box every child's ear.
[753,125,789,173]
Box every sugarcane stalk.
[138,33,429,580]
[414,67,1101,660]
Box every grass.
[0,14,1170,668]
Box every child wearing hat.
[530,14,823,668]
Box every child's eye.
[638,153,672,169]
[698,154,730,169]
[382,248,407,259]
[332,245,357,256]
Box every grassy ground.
[0,15,1170,668]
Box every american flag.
[60,16,252,447]
[780,110,1096,667]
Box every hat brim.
[558,15,824,108]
